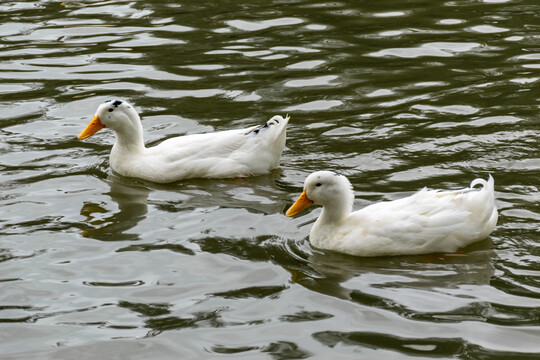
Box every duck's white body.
[287,171,497,257]
[78,100,289,183]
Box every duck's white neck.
[310,192,353,249]
[111,114,146,154]
[317,191,354,225]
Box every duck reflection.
[284,239,496,301]
[80,177,150,241]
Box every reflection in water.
[285,242,496,312]
[80,177,150,241]
[312,330,467,358]
[309,242,495,286]
[197,230,496,312]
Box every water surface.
[1,0,539,359]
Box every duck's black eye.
[316,183,322,187]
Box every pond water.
[1,0,539,359]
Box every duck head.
[77,100,140,140]
[286,171,354,217]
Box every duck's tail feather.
[246,114,290,137]
[466,174,497,240]
[267,114,290,127]
[470,174,494,190]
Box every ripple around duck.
[312,330,540,358]
[367,42,484,58]
[283,99,343,112]
[82,280,146,287]
[211,285,288,300]
[225,18,305,32]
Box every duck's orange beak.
[77,115,105,140]
[286,190,314,217]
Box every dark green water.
[1,0,539,358]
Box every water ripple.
[0,0,538,358]
[367,42,484,58]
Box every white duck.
[286,171,497,257]
[77,100,289,183]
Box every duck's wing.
[341,179,496,256]
[341,191,469,256]
[144,115,289,180]
[153,128,248,160]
